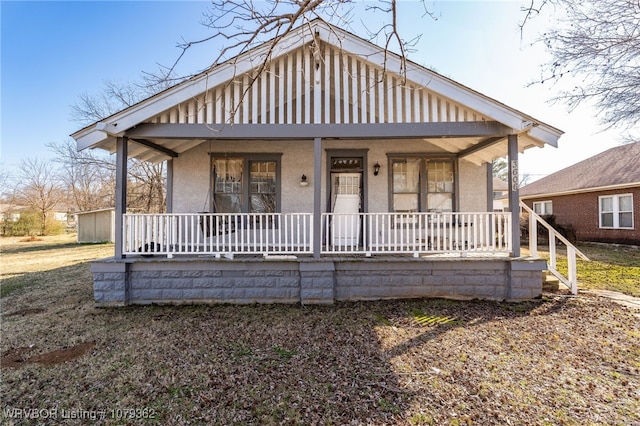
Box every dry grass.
[525,243,640,297]
[1,236,639,425]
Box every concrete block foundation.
[90,256,546,306]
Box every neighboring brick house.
[520,142,640,245]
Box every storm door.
[329,157,364,248]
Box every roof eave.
[520,182,640,199]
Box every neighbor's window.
[533,201,553,215]
[390,157,454,212]
[211,155,280,213]
[599,194,633,229]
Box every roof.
[75,208,115,216]
[72,19,563,164]
[493,177,508,192]
[520,141,640,198]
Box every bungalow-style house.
[72,20,566,306]
[520,142,640,245]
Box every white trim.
[72,20,562,154]
[599,193,634,230]
[532,200,553,215]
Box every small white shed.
[76,208,115,243]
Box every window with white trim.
[599,194,633,229]
[533,201,553,215]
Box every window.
[599,194,633,229]
[390,157,455,212]
[533,201,553,215]
[211,155,281,213]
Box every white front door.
[331,173,362,247]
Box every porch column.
[166,159,173,213]
[313,137,322,258]
[486,161,494,212]
[507,134,521,257]
[114,136,128,259]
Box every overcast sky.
[1,1,631,182]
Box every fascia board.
[97,27,316,134]
[527,125,563,147]
[319,24,562,144]
[77,130,109,151]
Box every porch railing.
[322,212,511,255]
[123,213,313,257]
[123,211,512,257]
[520,202,589,294]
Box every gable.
[145,43,489,127]
[72,20,562,164]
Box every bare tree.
[71,81,167,213]
[523,0,640,131]
[16,158,64,235]
[48,140,115,212]
[144,0,435,93]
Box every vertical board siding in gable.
[147,46,487,126]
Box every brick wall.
[523,187,640,245]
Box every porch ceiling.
[93,121,543,165]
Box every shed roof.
[520,141,640,198]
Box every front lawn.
[1,236,639,425]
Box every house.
[72,20,564,306]
[520,142,640,245]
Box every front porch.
[90,210,545,306]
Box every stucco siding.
[171,140,489,214]
[458,160,488,212]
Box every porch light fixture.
[373,162,381,176]
[300,174,309,187]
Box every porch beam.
[125,121,514,140]
[115,137,128,259]
[507,134,521,257]
[313,137,322,258]
[129,138,179,158]
[457,136,504,159]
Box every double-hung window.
[211,154,281,214]
[533,201,553,215]
[390,157,455,213]
[599,194,633,229]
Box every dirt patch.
[5,308,45,317]
[19,236,44,242]
[1,342,95,368]
[0,347,34,369]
